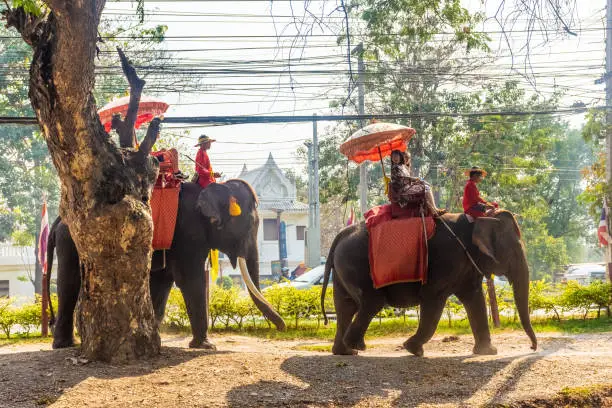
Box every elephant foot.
[189,338,217,350]
[332,343,358,356]
[52,337,76,349]
[403,339,424,357]
[473,343,497,355]
[344,337,366,351]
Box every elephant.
[46,179,285,349]
[321,210,537,356]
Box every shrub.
[529,280,562,321]
[216,276,233,290]
[16,302,41,337]
[165,288,189,329]
[210,286,239,329]
[444,296,465,328]
[0,298,17,338]
[562,281,594,320]
[283,287,319,329]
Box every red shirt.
[195,148,215,188]
[463,180,486,213]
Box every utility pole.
[305,116,321,268]
[606,0,612,280]
[353,43,368,216]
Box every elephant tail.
[322,227,345,326]
[46,217,61,327]
[321,255,333,326]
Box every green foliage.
[562,281,612,320]
[444,296,465,327]
[15,302,41,337]
[528,280,562,321]
[165,288,189,329]
[216,276,234,290]
[0,298,16,338]
[11,0,45,16]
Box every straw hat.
[194,134,216,147]
[465,166,488,177]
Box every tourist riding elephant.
[47,179,285,349]
[321,210,537,356]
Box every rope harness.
[436,216,486,278]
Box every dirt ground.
[0,332,611,407]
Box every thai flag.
[598,200,610,247]
[346,207,355,226]
[37,201,49,275]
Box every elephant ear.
[472,217,500,263]
[197,183,233,224]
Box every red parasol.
[339,121,416,164]
[98,95,169,133]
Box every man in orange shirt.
[463,166,497,220]
[194,135,221,188]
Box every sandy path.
[0,332,611,407]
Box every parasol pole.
[377,146,387,179]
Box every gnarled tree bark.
[4,2,161,363]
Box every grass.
[202,315,612,341]
[1,316,610,346]
[0,333,53,347]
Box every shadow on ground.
[0,346,229,407]
[226,338,570,407]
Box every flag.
[346,207,355,226]
[37,201,49,275]
[209,250,219,285]
[598,200,610,247]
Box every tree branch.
[2,6,48,47]
[112,47,146,148]
[138,117,161,157]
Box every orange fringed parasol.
[339,121,416,164]
[98,95,169,133]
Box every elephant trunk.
[511,256,537,351]
[239,257,286,331]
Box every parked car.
[265,265,331,290]
[562,263,607,285]
[483,275,510,289]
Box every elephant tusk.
[238,257,275,313]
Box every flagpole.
[39,198,49,337]
[604,195,612,282]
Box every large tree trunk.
[5,3,161,362]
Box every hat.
[465,166,487,177]
[194,134,216,147]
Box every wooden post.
[487,278,500,328]
[41,267,48,337]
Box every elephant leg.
[456,285,497,355]
[403,296,446,357]
[343,293,385,351]
[53,247,80,349]
[172,257,215,350]
[149,267,174,323]
[332,280,358,355]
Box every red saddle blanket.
[365,204,435,289]
[150,148,182,250]
[151,186,180,250]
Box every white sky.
[102,0,607,177]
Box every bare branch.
[138,117,161,156]
[113,47,146,148]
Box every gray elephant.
[47,180,285,349]
[321,211,537,356]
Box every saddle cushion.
[151,185,180,250]
[365,204,435,289]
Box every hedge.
[0,280,609,339]
[0,295,57,339]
